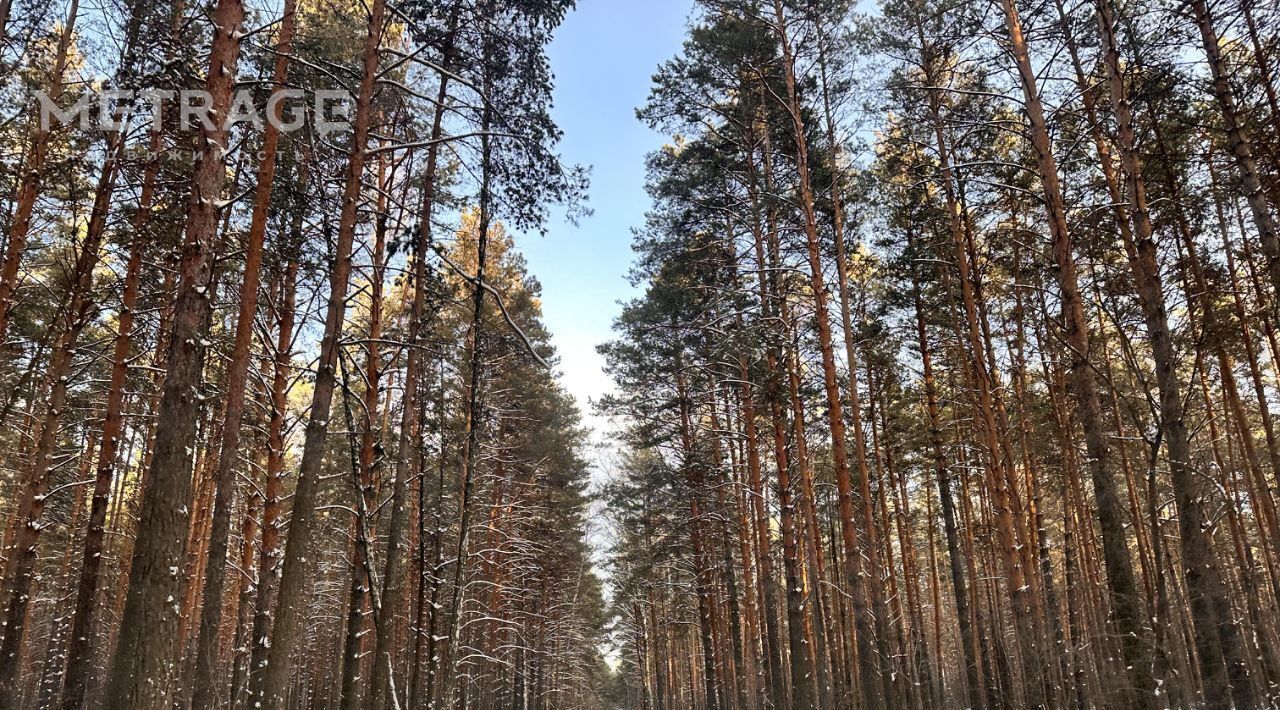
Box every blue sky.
[518,0,694,463]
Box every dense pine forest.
[1,0,1280,706]
[0,0,606,707]
[601,0,1280,709]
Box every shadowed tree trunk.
[103,0,245,702]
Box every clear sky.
[518,0,694,472]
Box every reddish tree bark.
[103,0,246,702]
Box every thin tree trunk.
[434,52,496,706]
[406,42,454,706]
[1190,0,1280,320]
[909,227,985,710]
[363,155,403,710]
[246,246,300,705]
[252,0,383,702]
[0,116,126,704]
[769,2,891,706]
[0,0,78,345]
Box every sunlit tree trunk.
[188,0,299,701]
[0,0,78,345]
[252,0,383,702]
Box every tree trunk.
[356,157,394,710]
[188,0,299,702]
[406,37,454,705]
[908,228,985,710]
[769,2,891,706]
[1190,0,1280,321]
[252,0,382,703]
[0,0,78,345]
[246,246,300,705]
[0,118,125,704]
